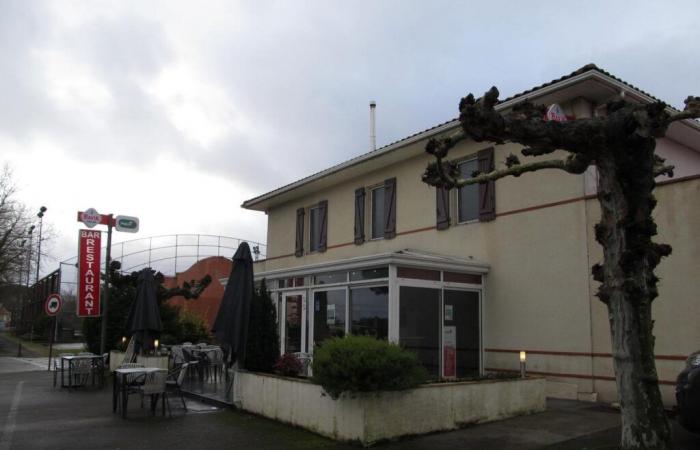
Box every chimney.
[369,101,376,151]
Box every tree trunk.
[595,150,673,450]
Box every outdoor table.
[113,367,161,419]
[60,355,105,389]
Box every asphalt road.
[0,361,698,449]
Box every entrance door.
[443,289,480,378]
[282,292,306,354]
[399,286,441,378]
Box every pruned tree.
[83,260,212,353]
[422,74,699,449]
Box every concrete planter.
[233,371,546,446]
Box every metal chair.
[71,359,92,387]
[52,353,72,388]
[167,362,191,412]
[138,369,170,417]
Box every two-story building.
[242,64,700,405]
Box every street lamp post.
[25,225,35,338]
[35,206,47,284]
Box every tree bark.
[595,150,672,450]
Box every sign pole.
[99,216,113,356]
[47,316,56,371]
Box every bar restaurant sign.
[78,229,101,317]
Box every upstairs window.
[371,186,385,239]
[457,159,479,223]
[309,206,320,252]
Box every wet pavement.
[0,346,699,449]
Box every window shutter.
[436,186,450,230]
[384,177,396,239]
[295,207,305,257]
[354,188,365,245]
[478,147,496,222]
[318,200,328,252]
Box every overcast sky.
[2,0,699,274]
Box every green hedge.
[311,335,427,399]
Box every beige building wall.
[255,117,700,406]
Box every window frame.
[369,184,386,240]
[308,204,321,253]
[456,157,479,225]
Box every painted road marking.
[0,381,24,450]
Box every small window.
[371,186,385,239]
[309,206,321,252]
[458,159,479,223]
[314,271,347,285]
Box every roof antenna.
[369,101,376,151]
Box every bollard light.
[519,351,527,378]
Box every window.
[350,286,388,339]
[309,206,321,252]
[313,290,347,345]
[458,159,479,222]
[371,186,385,239]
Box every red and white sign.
[45,293,62,316]
[77,209,114,228]
[443,326,457,379]
[546,103,568,122]
[78,229,101,317]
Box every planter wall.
[233,372,546,445]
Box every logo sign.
[443,326,457,379]
[546,103,568,122]
[79,208,101,228]
[78,229,101,317]
[45,294,62,316]
[115,215,139,233]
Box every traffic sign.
[45,294,62,316]
[115,215,139,233]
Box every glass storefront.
[265,261,483,379]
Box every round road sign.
[81,208,101,228]
[45,293,62,316]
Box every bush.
[244,279,280,372]
[273,353,303,377]
[311,335,427,399]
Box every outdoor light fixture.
[519,351,527,378]
[121,336,126,343]
[154,339,159,349]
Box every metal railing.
[58,234,266,295]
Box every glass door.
[443,289,480,378]
[282,291,306,354]
[399,286,441,379]
[311,288,347,353]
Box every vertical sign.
[443,325,457,379]
[78,229,101,317]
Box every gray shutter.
[478,147,496,221]
[354,188,365,245]
[318,200,328,252]
[384,177,396,239]
[295,207,305,257]
[436,187,450,230]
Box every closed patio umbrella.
[126,268,163,354]
[212,242,254,366]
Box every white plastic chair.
[138,369,170,417]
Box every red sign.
[76,210,114,227]
[78,229,101,317]
[546,103,568,122]
[45,293,62,316]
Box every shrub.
[244,279,280,372]
[311,335,427,399]
[273,353,303,377]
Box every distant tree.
[0,166,33,286]
[83,261,212,353]
[422,73,699,450]
[244,279,280,372]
